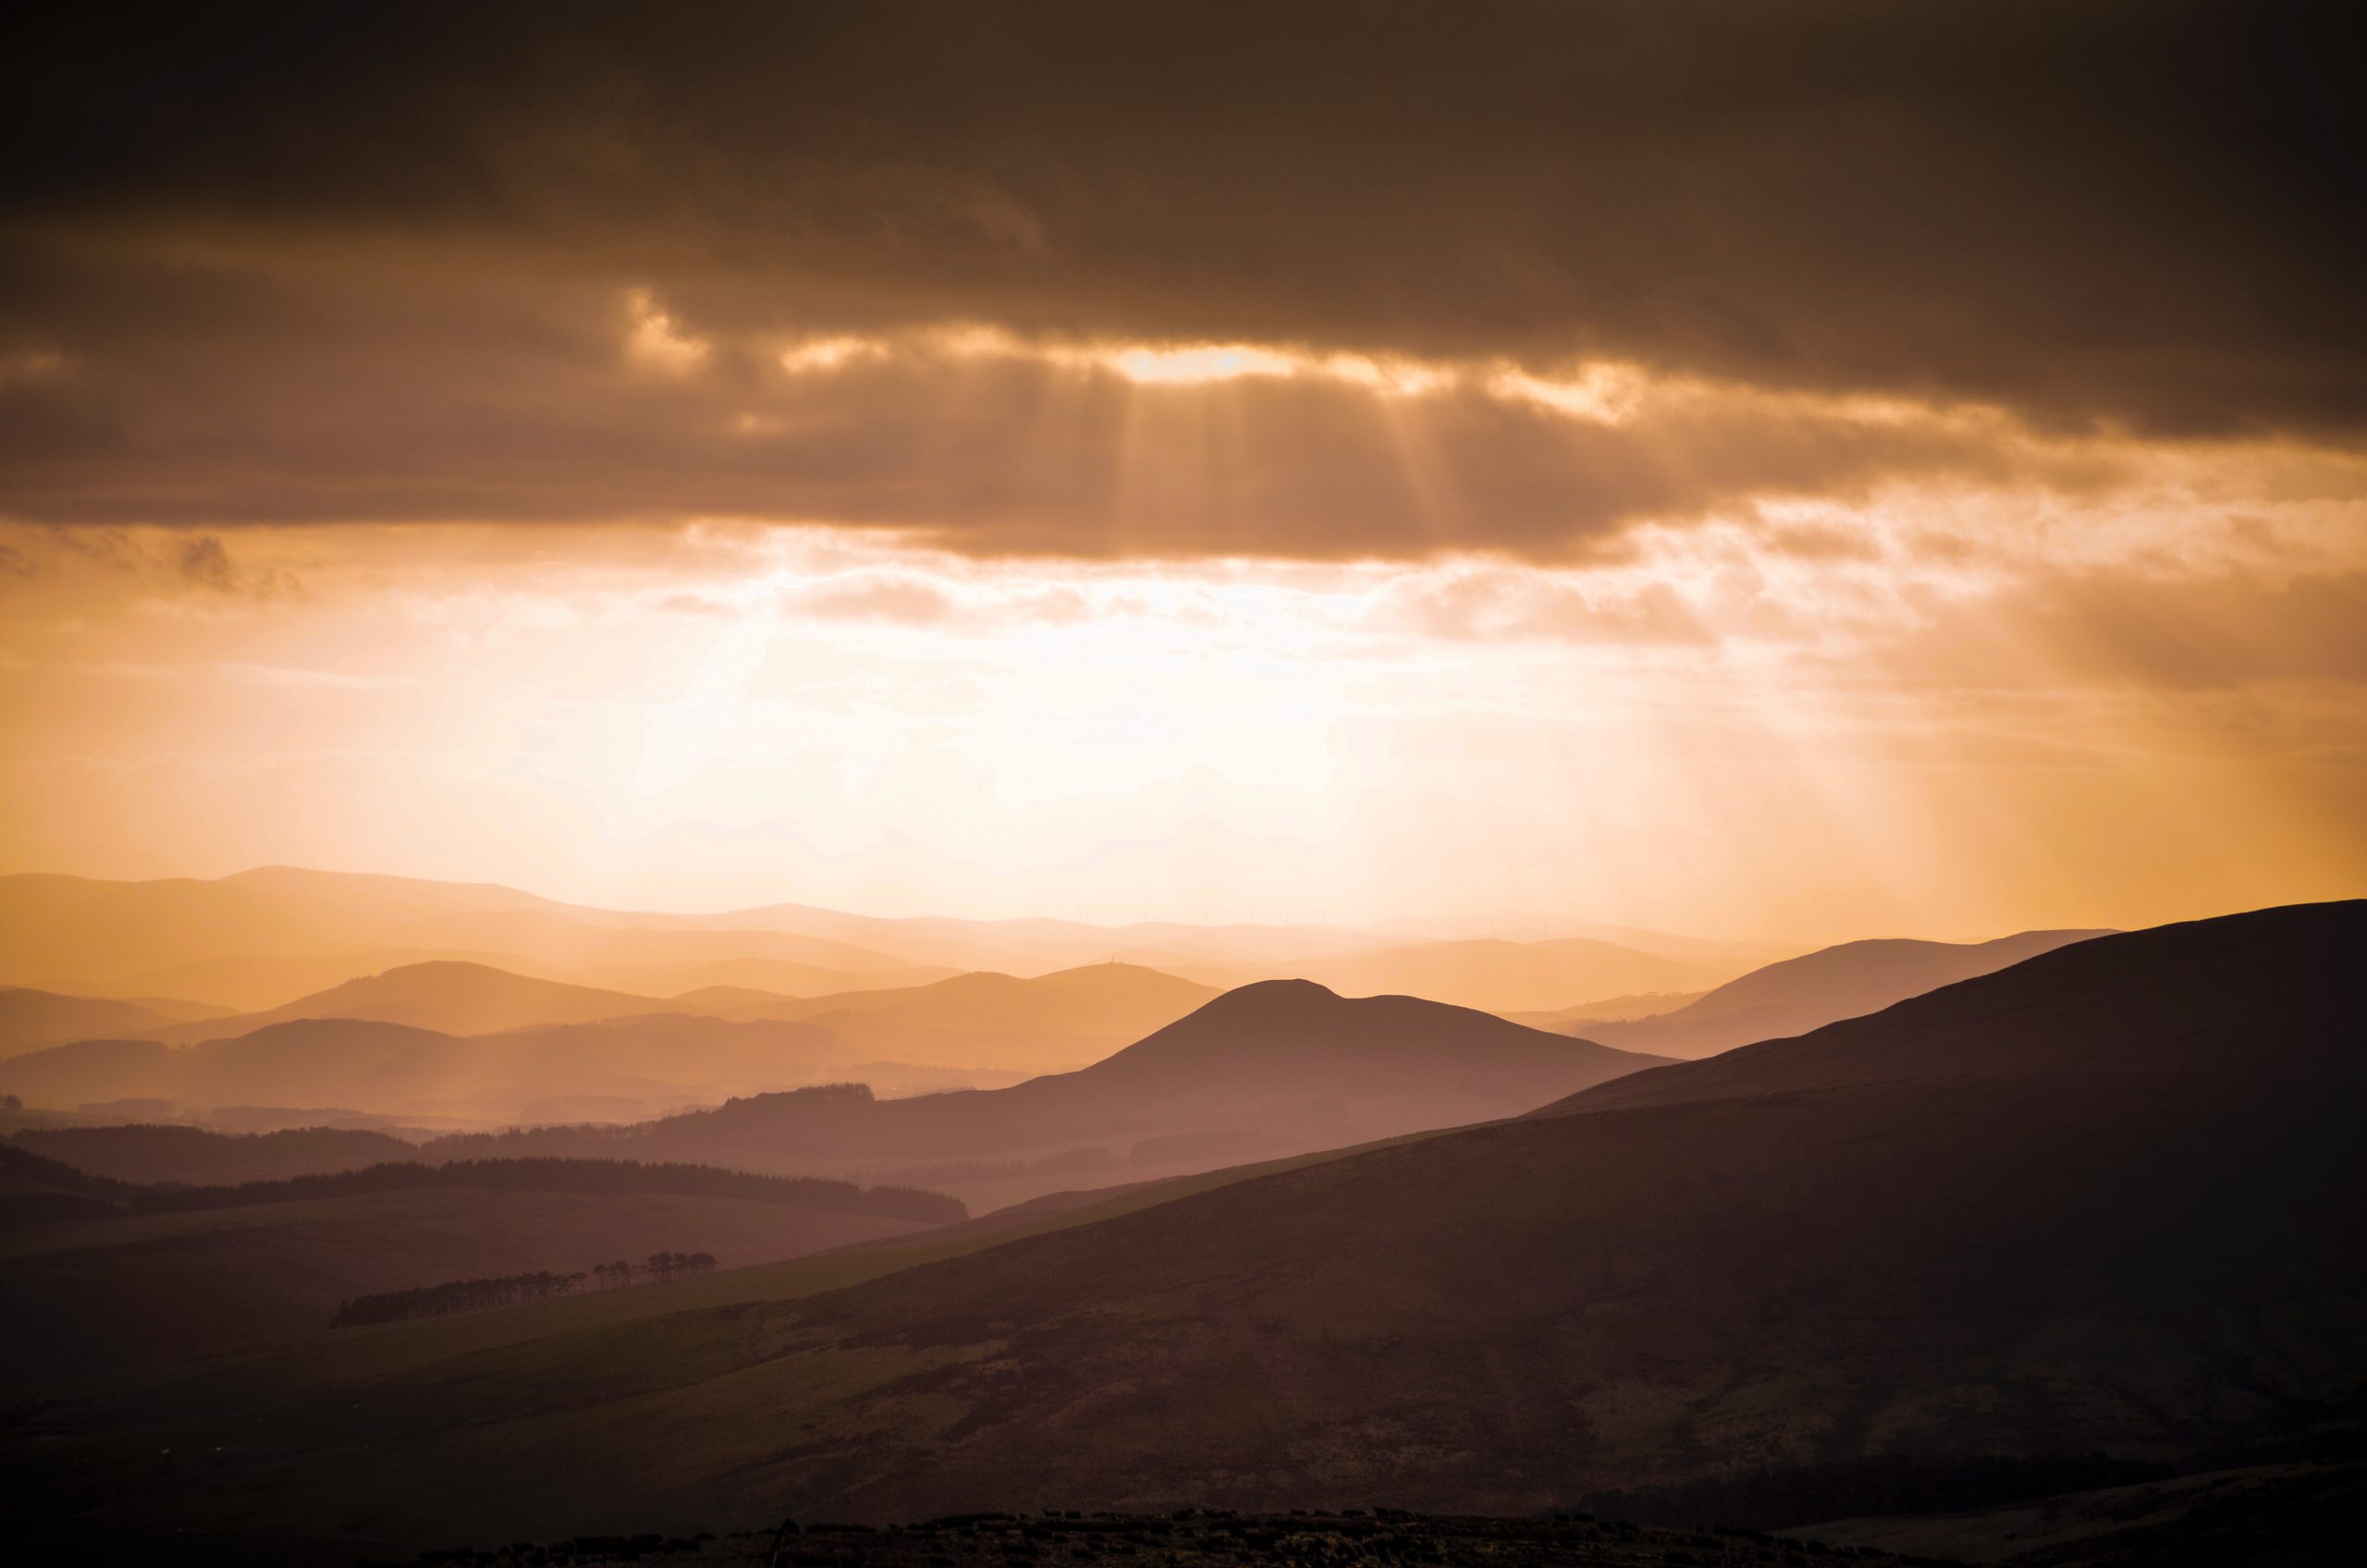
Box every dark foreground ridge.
[369,1512,1930,1568]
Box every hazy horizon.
[0,857,2154,949]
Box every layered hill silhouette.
[718,900,2356,1520]
[0,986,233,1060]
[76,900,2350,1539]
[0,868,934,1001]
[6,902,2358,1550]
[141,960,679,1042]
[0,868,1381,1002]
[722,963,1222,1072]
[0,1010,1036,1133]
[423,981,1673,1205]
[105,948,595,1013]
[1370,912,1797,967]
[1553,926,2113,1058]
[2,868,1772,1027]
[605,955,959,1001]
[1179,937,1737,1015]
[0,962,1227,1129]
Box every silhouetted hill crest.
[1534,898,2366,1120]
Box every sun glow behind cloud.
[767,318,1606,410]
[3,488,2360,942]
[5,287,2362,944]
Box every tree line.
[332,1249,720,1327]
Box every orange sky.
[3,362,2359,944]
[3,6,2361,944]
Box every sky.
[1,2,2361,942]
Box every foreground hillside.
[10,901,2349,1549]
[0,1155,956,1380]
[740,902,2353,1523]
[428,981,1669,1205]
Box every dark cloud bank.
[2,1,2359,555]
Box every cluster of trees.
[592,1251,717,1289]
[10,1122,415,1185]
[334,1250,720,1327]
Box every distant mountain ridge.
[141,960,677,1043]
[675,962,1222,1072]
[0,869,933,998]
[0,962,1228,1127]
[1557,926,2114,1058]
[1,987,233,1060]
[421,980,1674,1205]
[1165,937,1739,1014]
[0,1012,889,1131]
[0,866,1777,1019]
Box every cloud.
[2030,570,2367,690]
[1877,568,2367,692]
[0,4,2359,562]
[6,2,2359,440]
[780,574,959,626]
[0,254,2137,558]
[0,524,300,598]
[1372,571,1720,647]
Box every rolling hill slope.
[1177,938,1736,1015]
[1556,927,2114,1059]
[0,1158,958,1380]
[31,903,2347,1541]
[141,960,676,1042]
[0,1010,997,1132]
[422,981,1671,1205]
[738,962,1222,1072]
[0,987,231,1060]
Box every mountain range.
[0,962,1231,1127]
[416,982,1673,1206]
[0,867,1771,1019]
[0,987,236,1060]
[2,900,2359,1556]
[1546,927,2115,1057]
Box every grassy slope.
[15,906,2360,1548]
[16,904,2362,1551]
[0,1186,944,1382]
[5,1128,1453,1548]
